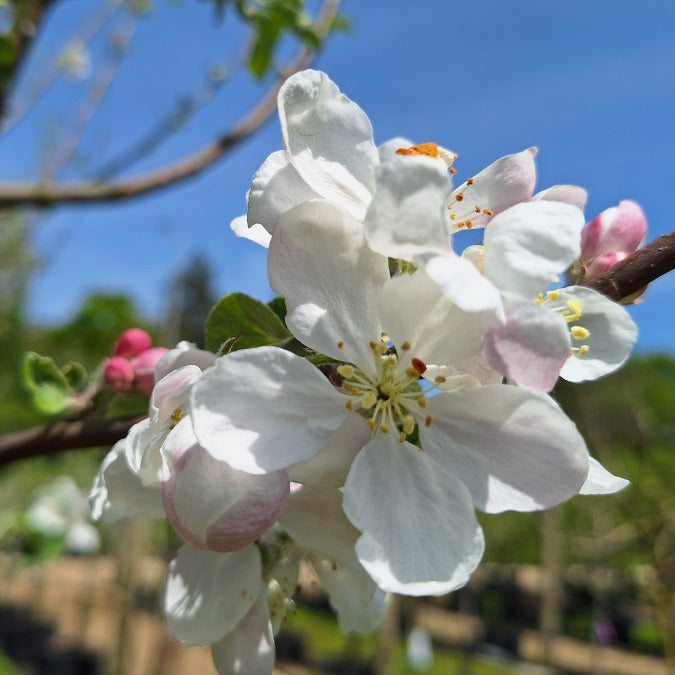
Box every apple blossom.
[191,199,617,596]
[114,327,153,358]
[103,356,135,393]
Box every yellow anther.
[425,415,433,427]
[467,177,474,185]
[344,400,353,411]
[571,326,590,340]
[465,219,473,229]
[455,192,464,202]
[367,418,377,430]
[450,213,458,220]
[552,275,560,283]
[482,208,494,216]
[434,375,447,383]
[406,367,419,377]
[546,290,561,301]
[417,396,428,409]
[337,364,354,378]
[578,345,590,357]
[344,383,359,395]
[395,142,440,159]
[400,341,411,351]
[361,392,377,409]
[386,355,397,367]
[337,341,344,349]
[170,407,183,423]
[402,415,415,435]
[399,432,407,443]
[379,424,389,433]
[534,292,544,305]
[566,299,583,320]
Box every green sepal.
[205,292,291,353]
[61,361,88,391]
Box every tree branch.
[0,415,143,467]
[0,0,341,207]
[583,232,675,301]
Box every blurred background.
[0,1,673,673]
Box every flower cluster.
[91,70,642,674]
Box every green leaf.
[205,292,291,353]
[22,352,73,417]
[61,361,88,391]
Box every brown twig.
[0,415,143,466]
[583,232,675,301]
[0,0,341,207]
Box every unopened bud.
[104,356,135,392]
[114,328,152,358]
[581,200,647,263]
[131,347,169,396]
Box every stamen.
[337,341,344,349]
[571,326,590,340]
[467,178,474,185]
[482,209,494,216]
[411,357,427,374]
[425,415,433,427]
[337,364,354,378]
[400,341,411,351]
[455,192,464,202]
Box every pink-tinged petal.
[364,155,450,259]
[557,286,637,383]
[211,593,274,675]
[584,250,627,278]
[421,385,589,513]
[343,435,484,596]
[533,184,588,210]
[378,271,486,366]
[164,543,261,645]
[114,328,152,357]
[447,147,537,233]
[280,482,361,570]
[579,457,629,495]
[279,70,378,219]
[150,365,203,421]
[310,554,386,634]
[287,413,370,487]
[268,201,389,369]
[89,439,166,522]
[483,293,570,391]
[483,200,585,298]
[246,150,320,235]
[231,215,272,248]
[132,347,169,396]
[154,341,216,382]
[581,199,647,261]
[424,253,504,316]
[190,346,347,474]
[124,418,164,487]
[162,419,289,552]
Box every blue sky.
[1,0,674,353]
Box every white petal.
[447,147,537,233]
[364,155,450,259]
[246,150,320,235]
[310,554,386,633]
[377,136,413,162]
[190,346,347,473]
[343,435,484,596]
[268,200,389,367]
[211,593,274,675]
[280,482,361,569]
[557,286,638,382]
[483,292,570,391]
[533,184,588,210]
[424,253,504,316]
[378,271,486,366]
[155,341,217,382]
[89,439,165,522]
[162,419,289,552]
[279,70,377,219]
[230,215,271,248]
[125,418,164,487]
[421,385,589,512]
[164,544,261,645]
[287,413,370,487]
[579,457,629,495]
[483,200,585,298]
[150,365,203,423]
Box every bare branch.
[0,0,342,208]
[0,415,143,467]
[583,232,675,302]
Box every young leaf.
[205,292,290,353]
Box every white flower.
[27,476,100,554]
[163,483,384,674]
[192,200,603,595]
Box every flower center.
[395,142,458,172]
[336,339,431,443]
[535,290,591,359]
[446,174,495,230]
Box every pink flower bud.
[104,356,135,392]
[585,251,627,279]
[131,347,169,396]
[581,200,647,262]
[114,328,153,358]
